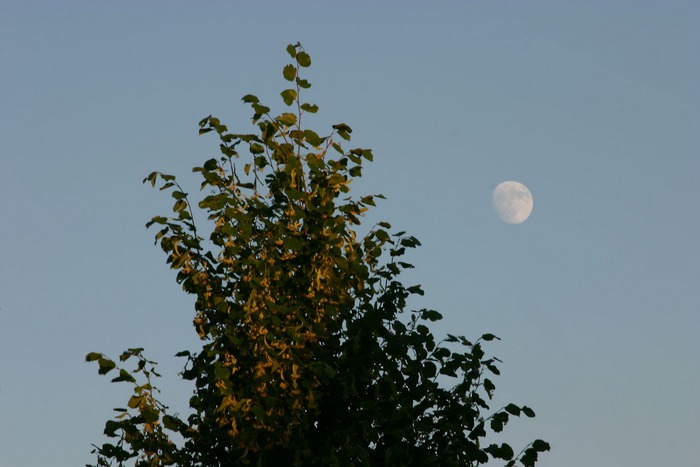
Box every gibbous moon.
[492,181,533,224]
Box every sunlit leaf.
[286,43,297,58]
[297,51,311,67]
[283,64,296,81]
[86,352,101,362]
[277,112,297,126]
[303,129,324,146]
[280,89,297,106]
[301,103,318,113]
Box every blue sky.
[1,2,698,466]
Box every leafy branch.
[87,43,548,467]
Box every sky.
[1,1,698,466]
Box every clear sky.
[1,2,698,466]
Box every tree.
[87,43,549,467]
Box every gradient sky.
[1,2,698,466]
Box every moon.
[492,181,533,224]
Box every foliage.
[87,43,549,467]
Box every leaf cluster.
[87,43,548,467]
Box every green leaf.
[532,439,551,451]
[127,395,143,409]
[421,309,443,321]
[500,443,515,460]
[103,420,121,437]
[490,412,508,432]
[297,51,311,67]
[162,414,180,431]
[145,216,167,230]
[481,333,500,342]
[521,449,540,467]
[486,362,501,375]
[331,142,343,154]
[277,113,297,126]
[361,195,376,207]
[202,158,218,170]
[280,89,297,106]
[433,346,451,360]
[296,77,311,89]
[86,352,102,362]
[400,236,421,248]
[301,103,319,113]
[250,142,265,154]
[255,155,269,169]
[504,404,521,416]
[214,363,230,380]
[141,405,160,424]
[111,369,136,383]
[332,123,352,140]
[303,129,324,147]
[407,285,424,295]
[306,153,324,171]
[173,199,187,213]
[522,406,536,418]
[251,102,271,119]
[143,171,158,186]
[483,378,496,395]
[97,358,116,375]
[375,229,390,242]
[485,443,515,460]
[286,43,297,58]
[283,64,296,81]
